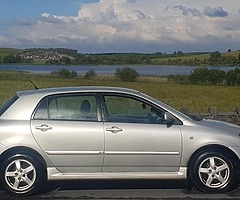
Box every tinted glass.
[34,94,98,121]
[104,95,165,124]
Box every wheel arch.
[0,146,47,170]
[187,144,240,179]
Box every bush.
[189,67,226,85]
[115,67,139,82]
[226,68,240,86]
[84,69,97,80]
[207,69,226,85]
[189,67,210,84]
[167,74,189,85]
[51,68,77,78]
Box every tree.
[209,51,221,62]
[2,54,15,63]
[189,67,210,84]
[60,56,71,65]
[51,68,77,78]
[226,68,240,86]
[2,54,23,63]
[176,51,184,56]
[84,69,97,80]
[228,49,232,52]
[115,67,139,82]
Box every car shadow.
[43,179,188,192]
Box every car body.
[0,86,240,196]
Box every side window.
[34,94,98,121]
[34,98,48,119]
[104,95,165,124]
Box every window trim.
[100,92,183,125]
[31,92,102,122]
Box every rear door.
[31,93,104,173]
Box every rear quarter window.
[0,95,19,116]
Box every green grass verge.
[0,72,240,113]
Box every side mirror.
[164,112,174,127]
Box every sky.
[0,0,240,53]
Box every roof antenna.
[16,67,39,90]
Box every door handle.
[35,124,52,132]
[106,126,123,134]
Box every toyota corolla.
[0,86,239,196]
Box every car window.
[103,95,166,124]
[34,94,98,121]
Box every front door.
[101,94,182,172]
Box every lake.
[0,64,238,76]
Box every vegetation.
[1,71,240,113]
[84,69,97,80]
[1,48,240,113]
[115,67,139,82]
[1,47,240,66]
[50,68,77,78]
[168,67,240,86]
[0,48,23,57]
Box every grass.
[151,51,240,64]
[1,72,240,113]
[0,48,24,57]
[152,54,210,63]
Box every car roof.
[16,86,141,97]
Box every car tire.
[0,153,46,196]
[190,151,237,193]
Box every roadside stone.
[235,107,240,116]
[208,107,218,116]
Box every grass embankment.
[0,72,240,113]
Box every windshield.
[139,92,203,121]
[0,95,19,116]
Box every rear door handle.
[35,124,52,132]
[106,126,123,134]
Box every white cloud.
[0,35,9,45]
[2,0,240,52]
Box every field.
[151,51,240,64]
[0,72,240,113]
[0,48,23,57]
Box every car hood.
[197,119,240,134]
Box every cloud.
[1,0,240,53]
[174,5,202,17]
[15,17,35,26]
[203,6,228,17]
[40,13,76,24]
[0,35,9,45]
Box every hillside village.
[19,50,74,61]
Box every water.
[0,64,238,76]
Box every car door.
[31,93,104,173]
[101,93,182,172]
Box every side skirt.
[47,167,187,181]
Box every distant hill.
[0,48,24,57]
[0,47,239,66]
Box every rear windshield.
[0,95,19,116]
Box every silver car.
[0,86,239,196]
